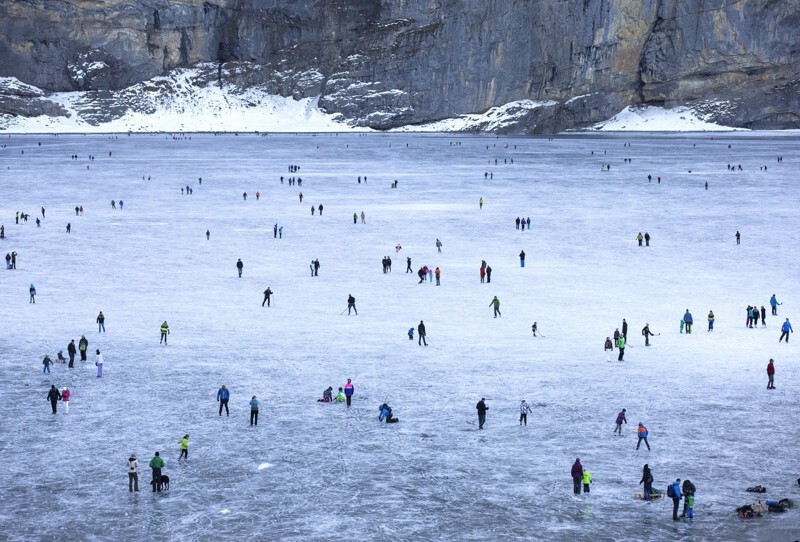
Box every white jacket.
[520,401,532,414]
[127,458,138,473]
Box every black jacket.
[47,387,61,402]
[476,400,488,414]
[67,342,76,355]
[418,323,426,335]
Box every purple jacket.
[571,461,583,479]
[616,411,627,424]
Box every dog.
[150,475,170,491]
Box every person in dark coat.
[79,336,88,361]
[519,250,526,267]
[417,320,427,346]
[476,398,489,429]
[571,458,583,495]
[47,385,62,414]
[642,324,654,346]
[622,319,628,341]
[67,340,77,368]
[640,464,654,501]
[614,408,627,435]
[680,479,696,517]
[236,259,243,278]
[262,287,273,307]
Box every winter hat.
[130,453,136,459]
[184,434,189,438]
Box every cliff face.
[1,0,798,132]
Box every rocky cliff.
[1,0,798,132]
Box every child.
[318,387,333,403]
[680,320,685,334]
[582,469,592,493]
[685,494,694,518]
[334,387,346,403]
[408,328,414,340]
[57,351,67,364]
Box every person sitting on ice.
[408,328,414,340]
[57,350,67,364]
[318,387,334,403]
[378,403,399,423]
[334,388,346,403]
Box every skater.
[642,323,654,346]
[42,354,52,374]
[779,318,792,342]
[160,321,170,344]
[644,232,650,246]
[236,259,243,278]
[29,284,36,303]
[532,322,538,337]
[436,239,442,253]
[344,379,354,407]
[434,267,440,285]
[361,211,365,224]
[66,223,71,234]
[178,435,189,460]
[318,204,323,215]
[637,232,643,246]
[406,257,412,273]
[636,422,650,450]
[614,408,627,435]
[476,398,489,429]
[622,319,628,341]
[353,213,357,224]
[770,294,781,315]
[243,192,247,200]
[217,384,230,415]
[47,385,61,413]
[249,396,259,426]
[761,306,767,326]
[11,251,16,269]
[313,259,320,276]
[735,231,740,245]
[79,336,88,361]
[311,205,315,215]
[515,217,521,230]
[408,327,414,340]
[683,309,693,333]
[519,250,525,267]
[149,452,164,492]
[347,294,357,315]
[95,349,103,377]
[273,224,277,238]
[708,310,715,331]
[668,479,683,520]
[67,339,76,367]
[486,265,492,283]
[96,311,105,332]
[490,296,501,318]
[617,335,625,361]
[262,287,273,307]
[613,328,620,347]
[378,403,398,423]
[767,359,775,389]
[206,230,210,240]
[604,337,613,361]
[519,399,532,425]
[571,458,583,495]
[526,217,531,230]
[5,253,9,269]
[582,469,592,493]
[418,320,427,346]
[640,464,654,501]
[479,197,483,209]
[127,453,139,492]
[479,266,485,283]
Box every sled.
[635,491,663,501]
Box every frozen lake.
[0,132,798,541]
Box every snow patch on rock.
[591,104,744,132]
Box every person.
[636,422,650,450]
[378,403,399,423]
[637,232,643,246]
[490,296,501,318]
[313,259,320,276]
[532,322,538,337]
[526,217,531,229]
[361,211,365,224]
[95,349,104,377]
[61,387,70,414]
[779,318,792,342]
[406,257,412,273]
[344,379,354,407]
[708,310,715,331]
[334,387,346,403]
[761,306,767,326]
[613,328,620,346]
[318,204,323,215]
[127,453,139,492]
[149,452,164,492]
[250,396,260,426]
[519,250,526,267]
[479,197,483,209]
[47,385,61,413]
[236,258,243,278]
[669,479,683,520]
[486,265,492,283]
[515,217,521,230]
[353,212,357,224]
[766,358,775,389]
[479,266,485,283]
[434,267,440,285]
[642,324,654,346]
[217,385,230,415]
[66,223,71,234]
[604,337,613,361]
[680,479,696,517]
[622,319,628,341]
[97,311,105,332]
[614,408,627,435]
[5,253,10,269]
[640,464,654,502]
[436,238,442,253]
[582,468,592,493]
[417,320,427,346]
[11,251,16,269]
[408,327,414,340]
[29,284,36,303]
[273,224,277,238]
[311,205,315,215]
[160,321,170,344]
[644,232,650,246]
[476,398,489,429]
[206,230,210,240]
[79,336,88,361]
[262,287,273,307]
[347,294,357,315]
[243,192,247,200]
[42,354,52,374]
[519,399,532,426]
[683,309,693,333]
[685,493,695,519]
[617,335,625,361]
[318,386,334,402]
[571,458,583,495]
[178,435,189,461]
[770,294,780,315]
[735,231,740,245]
[67,340,76,368]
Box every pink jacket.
[62,390,71,402]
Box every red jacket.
[479,268,485,277]
[767,363,775,376]
[62,390,71,401]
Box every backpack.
[667,484,675,498]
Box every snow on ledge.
[393,100,557,132]
[591,105,745,132]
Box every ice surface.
[0,133,798,541]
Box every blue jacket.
[671,482,682,499]
[782,321,793,332]
[683,312,693,323]
[770,295,778,307]
[250,399,259,410]
[379,405,392,421]
[217,388,230,400]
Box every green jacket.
[582,470,592,484]
[490,298,500,308]
[178,437,189,450]
[617,337,625,349]
[334,392,345,403]
[161,323,170,334]
[149,456,165,469]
